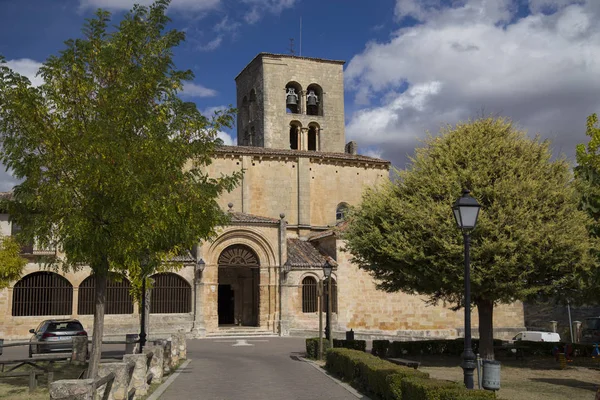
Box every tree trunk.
[87,270,107,378]
[477,299,495,360]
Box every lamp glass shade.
[452,190,481,230]
[196,258,206,272]
[323,262,333,278]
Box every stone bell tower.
[234,53,346,153]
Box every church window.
[150,273,191,314]
[78,274,134,315]
[285,82,302,114]
[336,202,349,222]
[308,124,318,151]
[241,96,249,126]
[249,89,257,122]
[289,122,301,150]
[12,272,73,316]
[249,127,255,146]
[302,276,318,313]
[306,83,323,116]
[324,277,338,313]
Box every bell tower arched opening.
[217,244,260,326]
[306,83,323,116]
[285,82,302,114]
[308,123,319,151]
[289,121,301,150]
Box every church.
[0,53,524,340]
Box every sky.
[1,0,599,190]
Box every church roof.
[308,220,349,241]
[235,53,346,80]
[286,238,337,268]
[215,145,390,165]
[228,211,280,224]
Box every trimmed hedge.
[388,339,504,358]
[372,339,391,358]
[305,337,330,359]
[498,341,596,357]
[333,339,367,352]
[326,348,494,400]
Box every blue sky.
[1,0,600,189]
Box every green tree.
[343,117,597,359]
[0,0,239,377]
[576,114,600,238]
[0,235,27,289]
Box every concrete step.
[205,329,278,338]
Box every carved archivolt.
[218,244,260,267]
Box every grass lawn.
[0,361,85,400]
[418,354,600,400]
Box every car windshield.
[47,321,83,332]
[584,318,600,330]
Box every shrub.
[388,339,504,358]
[333,339,367,352]
[401,377,495,400]
[305,337,330,359]
[372,340,390,358]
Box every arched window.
[78,274,134,315]
[336,202,349,222]
[324,277,338,313]
[285,82,302,114]
[249,89,257,121]
[240,96,249,126]
[12,272,73,316]
[306,83,323,116]
[302,276,318,313]
[289,122,301,150]
[150,273,191,314]
[308,124,319,151]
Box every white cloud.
[199,36,223,51]
[345,0,600,166]
[241,0,296,24]
[182,82,217,98]
[6,59,44,87]
[217,130,235,146]
[79,0,221,12]
[201,105,228,117]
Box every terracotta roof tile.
[286,238,337,268]
[215,145,390,165]
[229,211,279,224]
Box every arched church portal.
[217,244,260,326]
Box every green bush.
[333,339,367,352]
[401,377,495,400]
[305,337,330,359]
[372,339,390,358]
[388,339,504,357]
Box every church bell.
[286,88,298,106]
[306,90,318,107]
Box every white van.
[512,331,561,342]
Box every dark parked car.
[29,319,87,357]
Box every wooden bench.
[387,357,421,370]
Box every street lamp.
[452,189,481,390]
[195,258,206,279]
[323,260,333,342]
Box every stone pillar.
[169,336,180,368]
[71,336,88,365]
[174,332,187,361]
[97,362,134,400]
[573,321,582,343]
[278,214,289,336]
[297,157,311,231]
[192,280,206,338]
[154,339,172,374]
[72,287,79,317]
[550,321,558,333]
[143,345,164,384]
[122,354,149,396]
[301,127,308,151]
[49,379,94,400]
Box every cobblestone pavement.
[160,337,358,400]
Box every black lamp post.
[323,260,333,341]
[452,189,481,390]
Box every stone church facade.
[0,53,524,340]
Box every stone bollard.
[175,332,187,361]
[123,354,149,397]
[169,336,180,369]
[71,336,88,365]
[97,362,134,400]
[550,321,558,333]
[125,334,139,355]
[50,379,94,400]
[154,339,171,374]
[143,345,164,384]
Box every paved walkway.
[160,337,358,400]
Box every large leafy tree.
[344,117,597,359]
[0,0,239,377]
[0,235,27,289]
